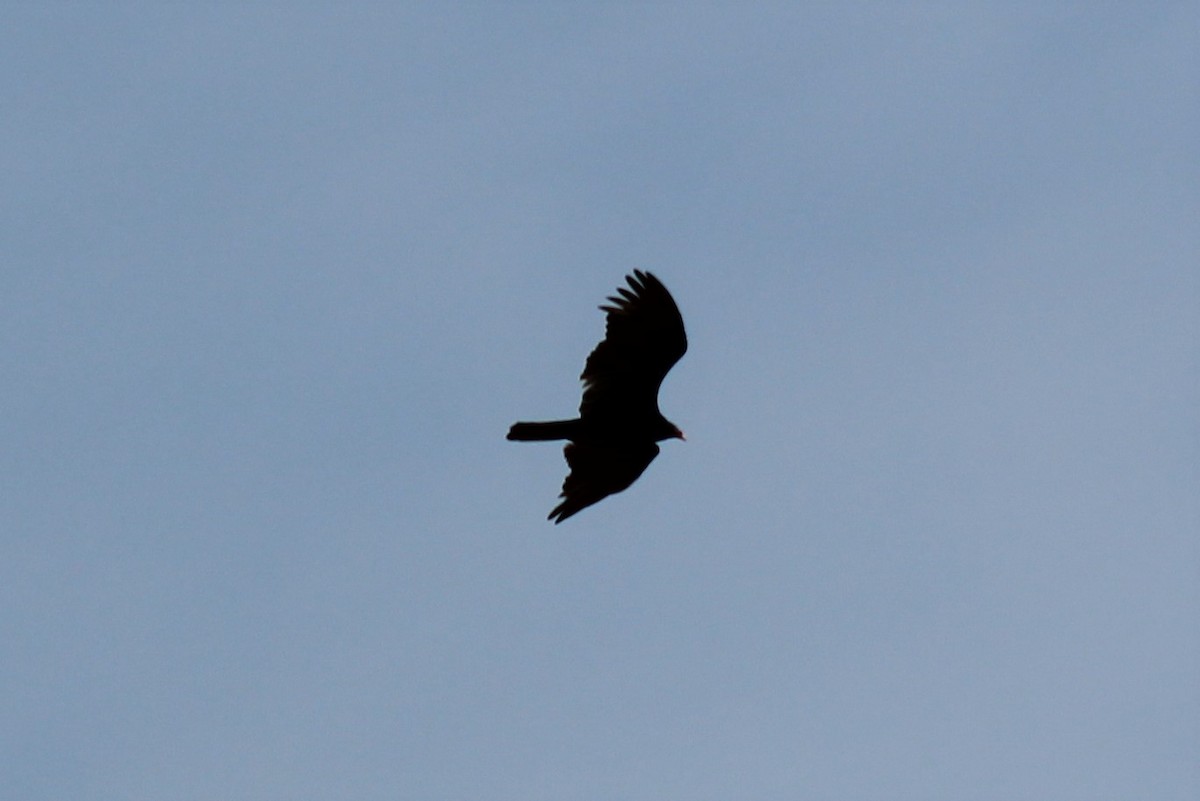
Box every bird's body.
[508,270,687,523]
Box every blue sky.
[3,4,1197,800]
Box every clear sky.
[3,4,1197,800]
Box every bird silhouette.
[508,270,687,523]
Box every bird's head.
[655,417,685,442]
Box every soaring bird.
[508,270,688,523]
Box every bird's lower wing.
[549,441,660,523]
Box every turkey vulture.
[508,270,687,523]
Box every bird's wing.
[548,440,660,523]
[579,270,687,420]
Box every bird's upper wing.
[548,440,660,523]
[579,270,687,420]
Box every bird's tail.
[507,419,580,441]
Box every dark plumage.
[508,270,687,523]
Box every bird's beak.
[677,429,687,441]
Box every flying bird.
[508,270,687,523]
